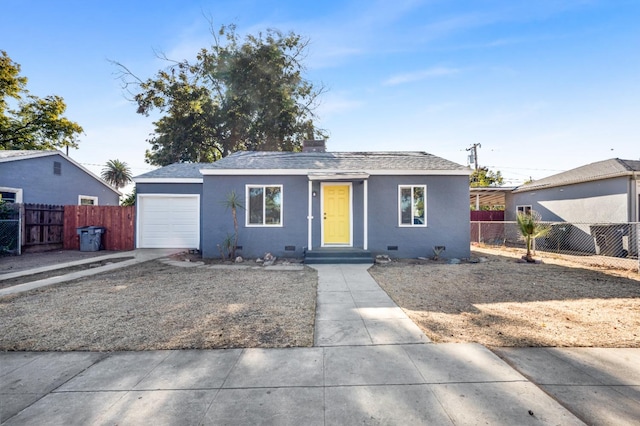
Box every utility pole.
[466,143,481,170]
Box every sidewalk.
[1,263,638,424]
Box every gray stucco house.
[134,145,471,260]
[505,158,639,258]
[0,150,120,205]
[505,158,640,223]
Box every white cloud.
[383,66,461,86]
[316,92,364,119]
[466,101,548,127]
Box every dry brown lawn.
[0,260,317,351]
[370,247,640,347]
[2,247,639,351]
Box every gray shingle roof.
[200,151,468,172]
[514,158,640,193]
[0,150,58,162]
[134,151,469,181]
[134,162,210,180]
[0,150,120,195]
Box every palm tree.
[101,159,132,190]
[222,190,243,259]
[516,210,550,262]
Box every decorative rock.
[263,252,277,266]
[448,258,461,264]
[417,257,428,261]
[375,254,392,264]
[519,256,543,264]
[256,258,264,263]
[235,256,244,263]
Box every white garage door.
[138,195,200,248]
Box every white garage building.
[133,163,206,250]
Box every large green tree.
[470,166,504,187]
[115,24,326,166]
[0,51,83,151]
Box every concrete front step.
[304,248,373,264]
[304,257,373,264]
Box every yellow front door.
[323,184,350,245]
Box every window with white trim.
[399,185,426,226]
[246,185,282,226]
[79,195,98,205]
[517,205,532,216]
[0,187,22,203]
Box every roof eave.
[134,178,204,184]
[0,150,58,163]
[513,171,635,193]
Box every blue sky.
[3,0,639,191]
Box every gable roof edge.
[513,170,635,193]
[0,150,59,163]
[1,150,121,196]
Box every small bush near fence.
[471,221,640,272]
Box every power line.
[79,162,156,171]
[486,165,565,173]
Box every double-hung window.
[246,185,283,226]
[517,205,532,216]
[399,185,426,226]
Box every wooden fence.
[470,210,505,221]
[470,210,505,244]
[63,205,135,251]
[23,204,65,252]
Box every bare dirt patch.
[370,248,640,347]
[0,260,317,351]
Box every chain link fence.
[0,219,21,255]
[0,202,21,256]
[471,221,640,272]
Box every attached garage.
[137,194,200,248]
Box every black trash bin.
[76,226,106,252]
[590,224,628,257]
[544,224,572,252]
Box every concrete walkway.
[313,264,430,346]
[1,262,639,424]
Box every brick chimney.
[302,140,326,153]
